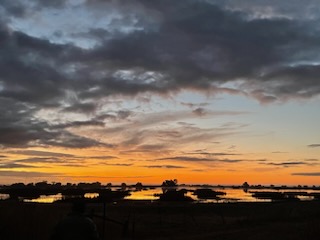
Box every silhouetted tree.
[159,189,193,202]
[161,179,178,187]
[242,182,249,188]
[242,182,249,193]
[121,183,127,191]
[35,181,49,188]
[135,182,143,191]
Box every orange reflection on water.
[24,194,62,203]
[126,188,161,200]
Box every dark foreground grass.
[1,200,320,240]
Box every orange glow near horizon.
[1,145,320,186]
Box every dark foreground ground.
[1,200,320,240]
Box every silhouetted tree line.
[0,181,130,201]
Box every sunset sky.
[1,0,320,185]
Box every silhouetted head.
[71,198,86,214]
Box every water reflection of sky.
[1,188,320,203]
[24,193,63,203]
[126,188,160,201]
[0,194,9,200]
[126,187,319,203]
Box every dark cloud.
[40,131,109,148]
[59,163,86,167]
[308,144,320,148]
[1,0,320,150]
[76,0,320,102]
[305,159,319,162]
[0,96,108,148]
[117,110,133,119]
[192,108,207,116]
[15,157,60,164]
[291,172,320,176]
[34,0,66,8]
[0,26,105,148]
[1,126,107,148]
[120,144,171,155]
[0,0,27,18]
[73,175,153,179]
[250,65,320,101]
[2,1,320,100]
[90,155,118,160]
[158,156,215,162]
[158,156,241,163]
[100,163,133,167]
[62,102,98,114]
[6,157,89,169]
[54,120,105,129]
[0,170,60,177]
[157,130,183,138]
[0,163,39,169]
[145,165,186,169]
[186,151,240,156]
[255,159,268,162]
[262,161,311,167]
[180,102,209,108]
[94,110,133,123]
[219,159,242,163]
[132,144,168,152]
[0,31,71,105]
[7,150,75,158]
[191,169,206,172]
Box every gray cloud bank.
[1,0,320,148]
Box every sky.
[0,0,320,185]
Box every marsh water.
[1,187,318,203]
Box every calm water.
[126,187,315,203]
[1,187,317,203]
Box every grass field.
[1,200,320,239]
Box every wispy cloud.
[7,150,75,158]
[184,151,240,156]
[100,163,133,167]
[305,159,319,162]
[157,156,242,163]
[144,165,186,169]
[0,170,61,177]
[90,156,119,160]
[308,144,320,148]
[260,161,317,167]
[0,163,40,169]
[192,108,207,116]
[292,172,320,176]
[265,161,306,166]
[158,156,216,162]
[15,157,62,164]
